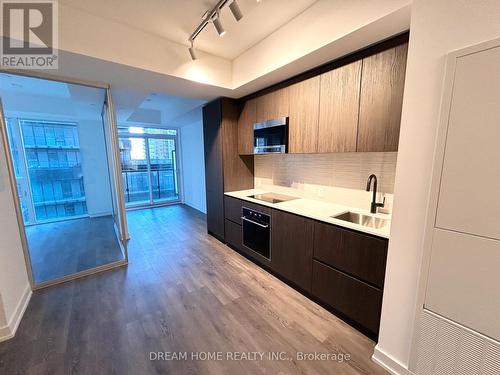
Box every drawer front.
[224,196,243,224]
[312,260,383,336]
[225,219,243,251]
[313,221,388,288]
[340,229,388,288]
[271,209,314,292]
[313,221,342,263]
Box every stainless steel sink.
[332,211,388,229]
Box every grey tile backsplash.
[254,152,397,194]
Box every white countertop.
[224,188,391,239]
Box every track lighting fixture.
[187,0,247,59]
[188,40,197,60]
[229,0,243,22]
[212,13,226,37]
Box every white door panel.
[426,229,500,341]
[435,46,500,239]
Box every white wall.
[180,120,206,214]
[57,3,233,89]
[77,120,113,217]
[0,124,31,340]
[233,0,411,89]
[375,0,500,373]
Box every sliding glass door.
[119,127,179,208]
[149,137,178,204]
[119,136,151,206]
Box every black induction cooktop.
[248,192,299,204]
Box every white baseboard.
[184,201,206,214]
[372,346,415,375]
[0,283,32,342]
[89,211,113,218]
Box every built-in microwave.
[253,117,288,154]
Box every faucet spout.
[366,174,385,214]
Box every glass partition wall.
[118,126,180,208]
[0,72,128,288]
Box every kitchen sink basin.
[332,211,389,229]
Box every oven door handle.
[241,217,269,228]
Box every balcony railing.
[122,168,178,205]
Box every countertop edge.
[224,191,390,240]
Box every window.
[7,118,88,223]
[118,125,179,207]
[118,126,177,136]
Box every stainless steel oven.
[253,117,288,154]
[241,207,271,260]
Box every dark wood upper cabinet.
[220,99,254,192]
[288,76,320,154]
[256,88,289,122]
[357,43,408,152]
[271,210,314,292]
[318,60,362,153]
[237,98,256,155]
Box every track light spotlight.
[229,0,243,21]
[212,14,226,36]
[188,41,197,60]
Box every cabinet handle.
[241,217,269,228]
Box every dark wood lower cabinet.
[314,221,388,288]
[224,196,243,225]
[206,188,224,240]
[271,210,314,292]
[224,219,243,252]
[312,260,383,337]
[222,196,388,339]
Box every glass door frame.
[0,69,129,290]
[118,129,182,209]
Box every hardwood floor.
[25,215,123,284]
[0,204,388,375]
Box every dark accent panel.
[202,98,255,241]
[313,221,388,288]
[224,196,243,225]
[203,100,224,239]
[271,210,314,292]
[312,260,383,337]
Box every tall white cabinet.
[416,41,500,375]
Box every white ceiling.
[0,73,105,119]
[1,0,411,128]
[0,73,205,127]
[0,74,71,98]
[60,0,318,60]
